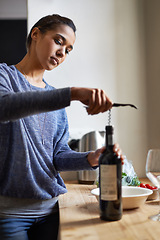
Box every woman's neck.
[15,55,46,88]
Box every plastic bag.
[122,157,140,186]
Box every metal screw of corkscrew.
[108,109,111,125]
[108,103,138,125]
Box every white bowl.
[147,188,158,200]
[91,186,153,210]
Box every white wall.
[145,0,160,149]
[27,0,149,178]
[114,0,148,177]
[0,0,27,19]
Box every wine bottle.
[99,125,122,221]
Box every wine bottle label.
[100,164,117,201]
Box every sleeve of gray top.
[0,88,71,122]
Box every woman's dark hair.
[26,14,76,50]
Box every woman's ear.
[31,27,40,41]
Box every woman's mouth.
[50,57,59,65]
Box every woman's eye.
[55,39,62,45]
[66,49,70,55]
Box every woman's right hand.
[71,87,113,115]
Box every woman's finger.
[87,89,112,115]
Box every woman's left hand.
[87,144,124,167]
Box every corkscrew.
[112,103,137,109]
[108,102,137,125]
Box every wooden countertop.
[59,179,160,240]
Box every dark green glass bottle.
[99,125,122,221]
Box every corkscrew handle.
[112,103,138,109]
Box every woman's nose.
[56,48,65,58]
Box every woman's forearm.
[0,88,71,122]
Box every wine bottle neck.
[105,125,114,148]
[106,134,114,147]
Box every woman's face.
[32,24,76,70]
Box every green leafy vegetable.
[122,172,140,186]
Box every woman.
[0,14,123,240]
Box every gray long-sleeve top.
[0,63,94,204]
